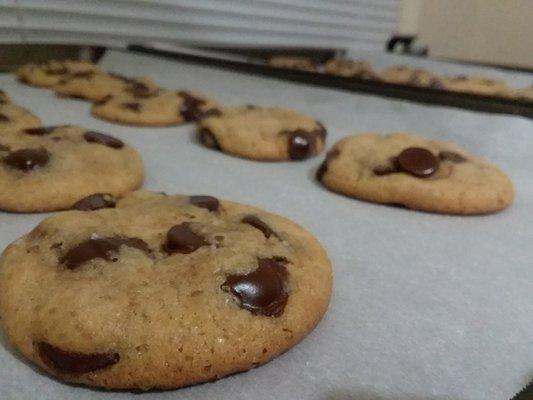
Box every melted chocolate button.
[4,148,49,171]
[84,131,124,149]
[0,113,9,122]
[288,131,315,160]
[439,151,466,163]
[242,215,277,239]
[178,91,206,122]
[397,147,439,177]
[38,342,119,374]
[72,193,116,211]
[164,223,208,254]
[190,195,220,212]
[222,258,288,317]
[23,126,56,136]
[198,127,220,149]
[121,102,141,112]
[61,236,150,269]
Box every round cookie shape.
[0,102,42,135]
[54,71,159,102]
[379,66,443,88]
[91,90,219,126]
[0,125,143,212]
[17,60,100,88]
[268,56,317,72]
[317,133,514,214]
[197,106,327,161]
[0,192,332,390]
[324,59,377,79]
[442,75,509,96]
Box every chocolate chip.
[121,102,141,112]
[198,127,220,150]
[316,148,340,181]
[396,147,439,177]
[373,164,397,176]
[3,148,50,171]
[190,195,220,212]
[0,113,9,122]
[84,131,124,149]
[61,236,150,269]
[164,223,208,254]
[221,257,288,317]
[246,104,257,110]
[177,91,206,122]
[95,95,112,105]
[23,126,56,136]
[72,193,116,211]
[429,78,444,89]
[439,151,467,163]
[287,130,316,160]
[38,342,119,374]
[242,215,277,239]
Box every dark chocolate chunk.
[0,113,9,122]
[221,257,288,317]
[288,131,314,160]
[373,164,398,176]
[121,102,141,112]
[316,148,340,181]
[242,215,277,239]
[23,126,56,136]
[38,342,119,374]
[190,195,220,212]
[72,193,116,211]
[164,223,208,254]
[61,236,150,269]
[397,147,439,177]
[198,127,220,150]
[83,131,124,149]
[177,91,206,122]
[439,151,467,163]
[3,148,49,171]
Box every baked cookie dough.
[54,72,159,102]
[0,191,332,390]
[197,106,327,161]
[0,125,142,212]
[379,66,443,88]
[0,102,41,135]
[17,60,100,88]
[324,59,377,79]
[268,56,317,72]
[506,85,533,102]
[91,89,219,126]
[316,133,513,214]
[442,75,509,96]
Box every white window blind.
[0,0,400,51]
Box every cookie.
[17,60,100,88]
[197,106,326,161]
[316,133,513,214]
[506,85,533,102]
[0,125,143,212]
[268,56,317,72]
[442,75,508,96]
[324,59,377,79]
[0,89,10,104]
[0,191,332,390]
[0,102,41,135]
[379,66,443,88]
[91,89,219,126]
[54,72,159,102]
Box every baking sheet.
[0,50,532,400]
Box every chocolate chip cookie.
[91,89,219,126]
[316,133,513,214]
[379,66,443,88]
[0,125,143,212]
[0,191,332,389]
[442,75,509,96]
[17,60,100,88]
[197,106,327,161]
[0,101,42,135]
[324,59,377,79]
[268,56,317,72]
[54,71,159,102]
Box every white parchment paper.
[0,50,531,400]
